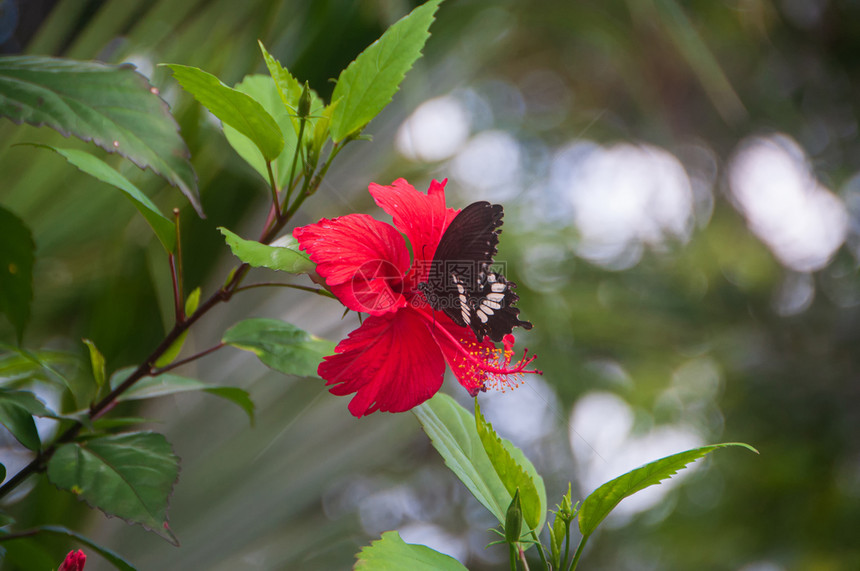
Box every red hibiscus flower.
[293,178,539,417]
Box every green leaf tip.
[578,442,757,538]
[83,338,106,389]
[23,144,177,252]
[109,367,255,425]
[47,431,181,544]
[165,63,284,161]
[222,318,334,377]
[354,530,468,570]
[219,227,314,274]
[330,0,444,142]
[0,399,40,451]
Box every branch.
[151,342,226,376]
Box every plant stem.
[528,531,549,570]
[265,160,282,223]
[561,520,571,571]
[568,536,587,571]
[509,544,518,571]
[151,342,226,376]
[283,139,342,220]
[284,119,306,209]
[518,544,531,571]
[173,208,185,314]
[0,528,39,542]
[168,253,182,322]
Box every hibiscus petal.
[293,214,410,314]
[319,308,445,416]
[369,179,459,272]
[424,311,492,396]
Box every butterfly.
[417,201,532,342]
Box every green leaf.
[0,347,77,387]
[0,388,56,417]
[578,442,758,538]
[0,55,201,215]
[222,318,334,377]
[550,514,565,569]
[165,64,284,161]
[153,332,187,368]
[476,401,547,533]
[47,431,180,544]
[219,227,314,274]
[26,146,176,252]
[200,387,255,424]
[0,401,39,450]
[330,0,443,142]
[0,464,5,485]
[0,345,80,404]
[355,531,468,571]
[110,367,254,424]
[221,74,297,189]
[259,42,303,130]
[413,393,511,525]
[23,525,138,571]
[184,286,201,316]
[0,205,35,343]
[83,339,107,390]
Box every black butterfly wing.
[432,201,503,268]
[422,202,502,323]
[469,272,533,342]
[422,201,532,342]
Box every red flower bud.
[58,549,86,571]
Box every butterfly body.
[417,201,532,342]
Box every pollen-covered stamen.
[421,312,540,396]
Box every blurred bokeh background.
[2,0,860,569]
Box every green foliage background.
[2,0,859,569]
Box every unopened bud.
[58,550,86,571]
[504,489,523,544]
[559,482,574,520]
[298,81,312,119]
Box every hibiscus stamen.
[420,312,541,395]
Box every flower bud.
[298,81,312,119]
[559,482,574,521]
[504,489,523,544]
[58,549,86,571]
